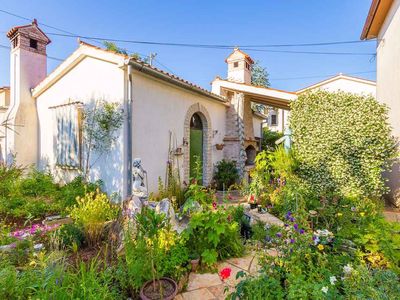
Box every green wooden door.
[189,113,203,183]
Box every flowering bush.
[69,190,119,246]
[290,90,397,198]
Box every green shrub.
[261,128,283,151]
[53,223,85,250]
[69,190,119,246]
[183,206,244,266]
[290,90,397,198]
[19,168,57,197]
[56,176,102,210]
[213,159,239,190]
[123,208,189,292]
[0,162,23,197]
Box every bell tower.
[226,48,254,84]
[5,19,50,166]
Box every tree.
[251,60,270,87]
[82,100,124,179]
[103,41,149,63]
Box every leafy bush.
[52,223,85,250]
[290,90,397,198]
[122,208,189,292]
[69,190,119,246]
[261,128,283,151]
[183,206,244,266]
[213,159,239,190]
[19,168,57,197]
[0,165,103,221]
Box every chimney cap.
[7,19,51,45]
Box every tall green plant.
[82,100,124,180]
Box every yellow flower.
[337,212,343,217]
[317,244,324,251]
[360,212,365,217]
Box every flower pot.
[140,277,178,300]
[215,143,224,150]
[190,258,200,272]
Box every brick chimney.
[225,48,254,84]
[4,19,50,166]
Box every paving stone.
[207,284,228,299]
[186,273,222,291]
[181,288,216,300]
[225,254,256,272]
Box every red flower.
[249,194,256,203]
[212,202,217,209]
[219,267,231,280]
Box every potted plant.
[136,208,179,300]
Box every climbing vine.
[290,90,397,198]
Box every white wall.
[36,56,125,195]
[312,78,376,97]
[376,0,400,204]
[252,116,263,139]
[266,108,289,133]
[131,71,226,192]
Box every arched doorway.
[183,103,212,186]
[245,145,256,166]
[190,113,203,183]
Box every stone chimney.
[4,19,50,166]
[225,48,254,84]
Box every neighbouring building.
[297,74,376,97]
[361,0,400,206]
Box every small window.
[233,62,239,68]
[245,62,249,70]
[54,105,81,168]
[29,39,38,49]
[270,114,277,126]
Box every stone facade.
[183,103,213,186]
[223,92,247,178]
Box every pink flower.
[212,202,217,210]
[219,267,231,280]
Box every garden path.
[175,249,278,300]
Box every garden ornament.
[132,158,148,198]
[275,127,292,151]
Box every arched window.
[190,113,203,130]
[245,145,256,166]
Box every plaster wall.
[309,78,376,97]
[131,71,226,192]
[376,0,400,205]
[36,56,125,196]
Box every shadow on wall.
[39,97,125,201]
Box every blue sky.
[0,0,376,92]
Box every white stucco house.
[1,20,293,198]
[361,0,400,206]
[0,19,380,199]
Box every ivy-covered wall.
[290,90,397,199]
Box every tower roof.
[225,48,254,64]
[7,19,51,45]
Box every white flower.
[329,276,337,285]
[343,264,353,275]
[321,286,329,294]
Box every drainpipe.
[125,60,133,198]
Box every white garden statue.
[132,158,148,198]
